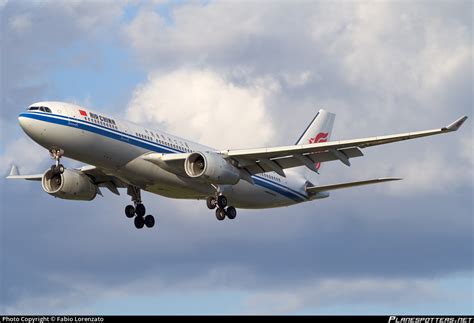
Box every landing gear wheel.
[215,208,226,221]
[226,206,237,219]
[134,216,145,229]
[217,195,228,209]
[125,205,135,218]
[135,203,146,217]
[206,197,217,209]
[126,186,155,229]
[58,164,65,174]
[145,215,155,228]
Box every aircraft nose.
[18,115,29,132]
[18,112,52,149]
[18,114,37,138]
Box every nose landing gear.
[49,148,65,174]
[125,185,155,229]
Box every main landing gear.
[206,195,237,221]
[125,186,155,229]
[49,148,65,174]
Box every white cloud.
[244,277,444,314]
[126,68,275,149]
[281,71,313,88]
[123,2,267,67]
[0,0,8,10]
[8,13,32,33]
[121,10,167,61]
[459,135,474,174]
[337,2,471,107]
[346,140,473,196]
[0,137,49,174]
[122,1,471,126]
[391,150,472,195]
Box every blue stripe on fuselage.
[252,176,304,202]
[19,112,307,202]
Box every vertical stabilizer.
[294,109,335,174]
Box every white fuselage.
[18,102,311,208]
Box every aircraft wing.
[220,115,468,176]
[140,115,467,180]
[6,164,127,195]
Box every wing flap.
[239,147,364,173]
[306,177,402,194]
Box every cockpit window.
[28,106,51,113]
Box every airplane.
[6,101,467,230]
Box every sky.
[0,0,473,315]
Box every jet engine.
[184,152,240,185]
[41,168,98,201]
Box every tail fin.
[295,109,335,145]
[294,109,335,173]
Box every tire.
[58,164,65,174]
[226,206,237,220]
[125,205,135,218]
[206,197,217,210]
[145,215,155,228]
[217,195,227,209]
[134,216,145,229]
[135,203,146,217]
[215,208,226,221]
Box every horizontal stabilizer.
[306,177,401,194]
[6,165,42,181]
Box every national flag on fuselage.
[79,109,87,116]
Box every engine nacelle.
[41,169,97,201]
[184,152,240,185]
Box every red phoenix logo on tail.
[309,132,328,144]
[309,132,328,170]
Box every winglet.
[444,116,468,132]
[9,165,19,177]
